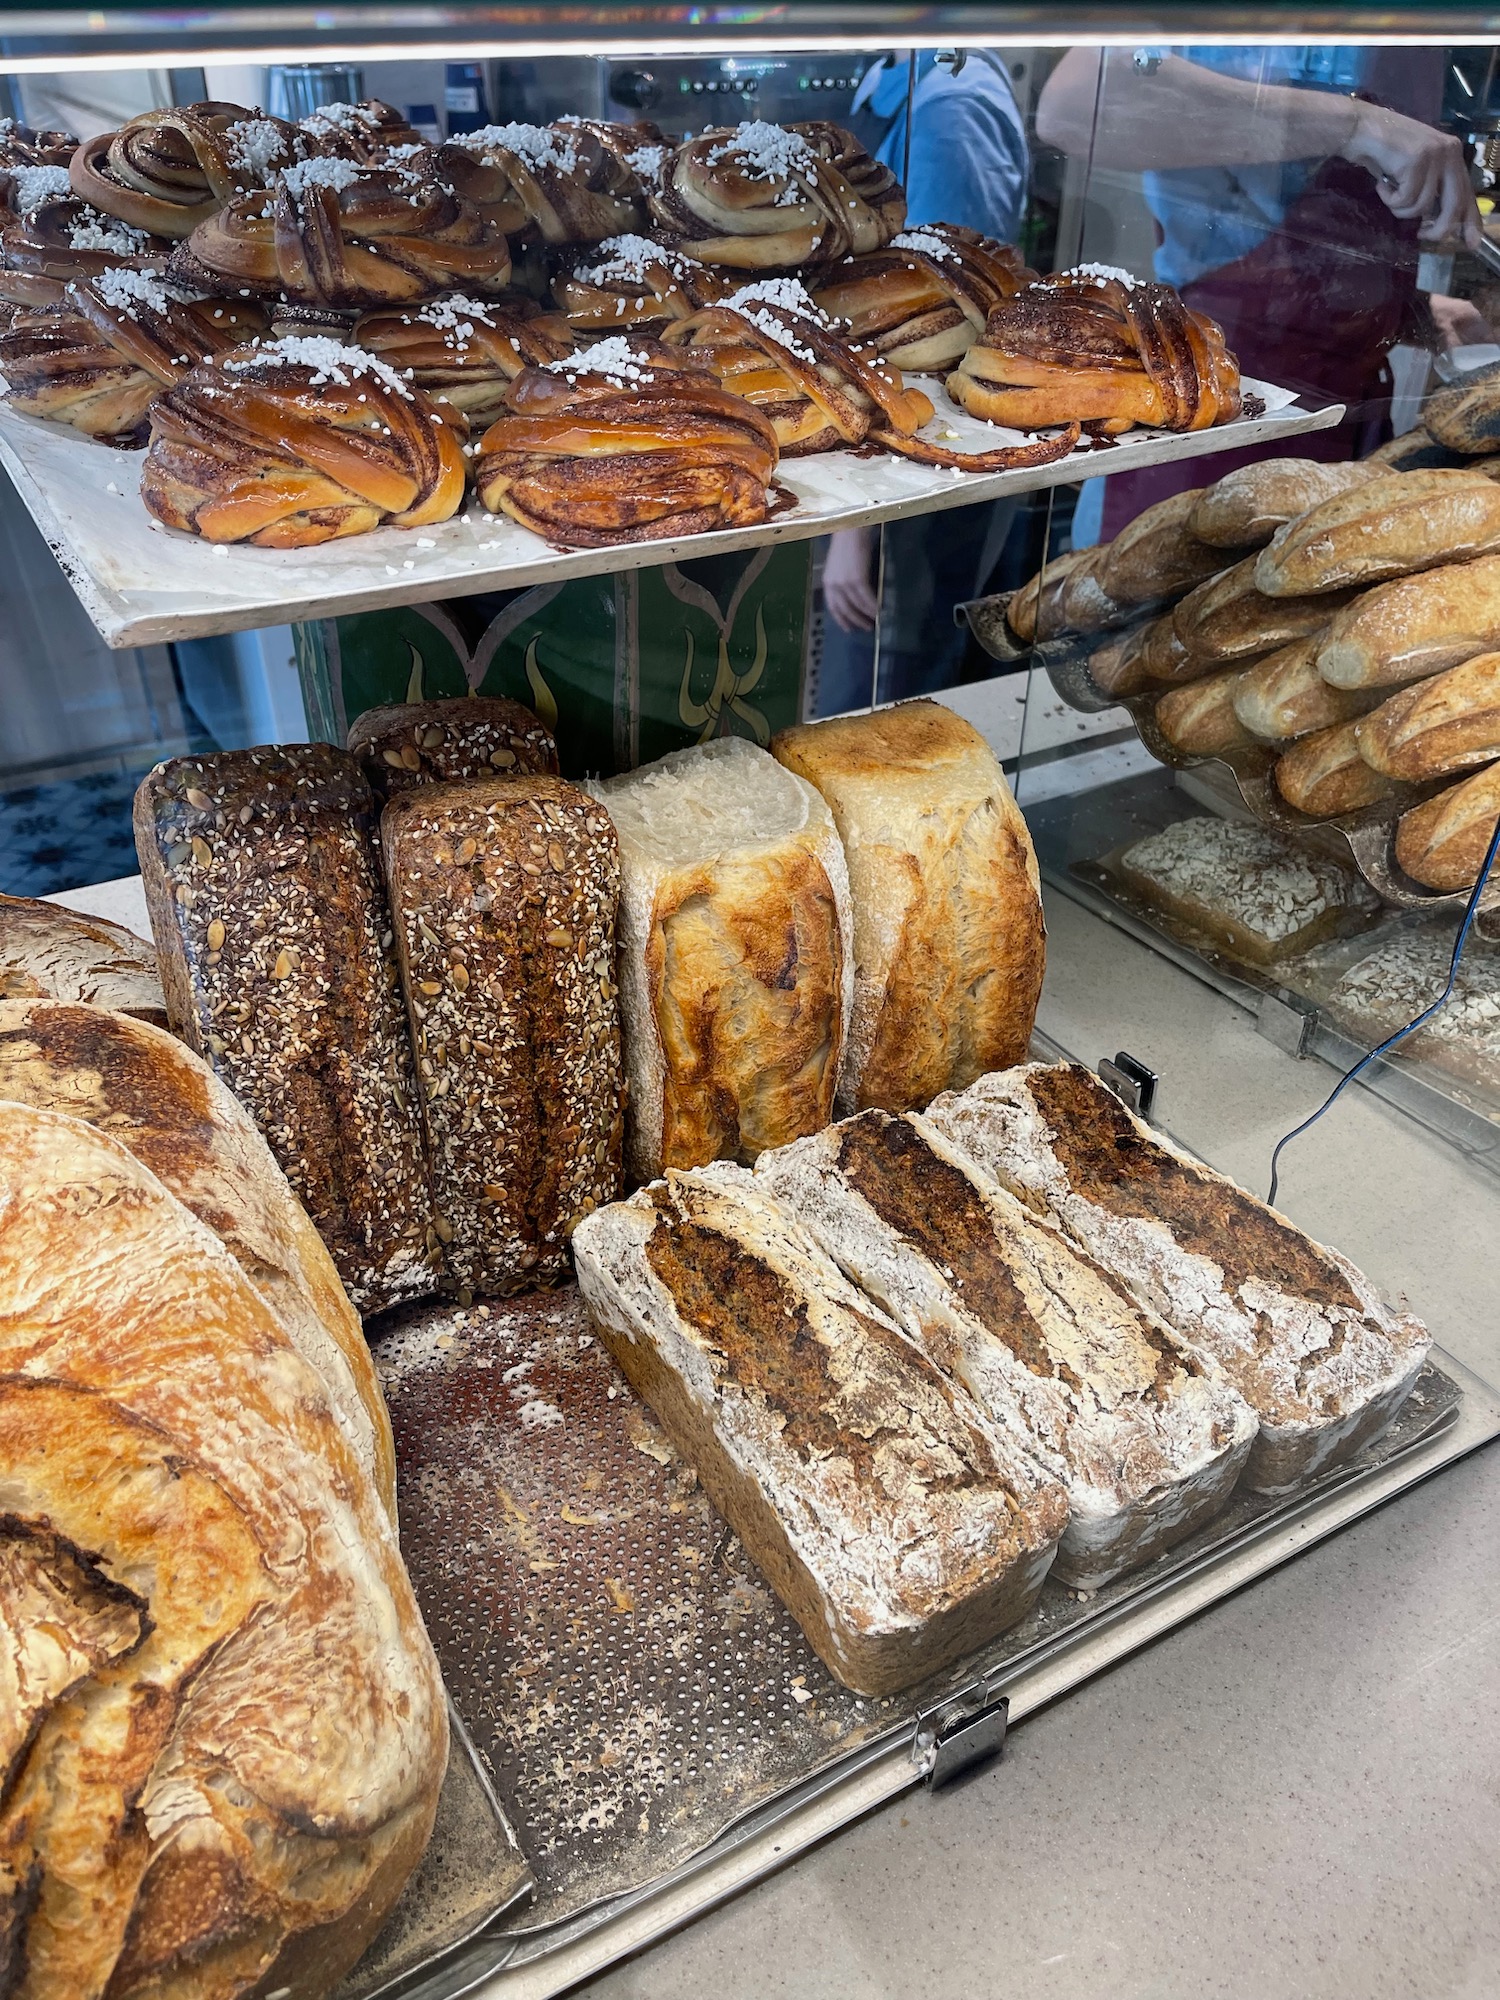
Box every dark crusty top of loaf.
[349,697,558,797]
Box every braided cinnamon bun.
[355,292,575,428]
[0,189,169,314]
[431,121,644,246]
[812,224,1035,373]
[69,103,301,239]
[296,99,423,164]
[0,116,76,178]
[649,119,905,272]
[949,266,1242,436]
[172,157,512,310]
[551,233,731,335]
[473,334,779,548]
[0,269,266,442]
[141,334,467,547]
[560,117,670,189]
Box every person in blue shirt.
[816,51,1030,715]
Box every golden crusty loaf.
[772,701,1044,1116]
[1274,718,1402,818]
[1086,620,1155,698]
[1188,456,1387,549]
[0,998,396,1521]
[1232,635,1381,742]
[572,1159,1068,1695]
[1354,652,1500,781]
[1316,552,1500,690]
[1054,544,1125,637]
[1155,669,1258,756]
[1395,761,1500,890]
[586,739,853,1184]
[1255,469,1500,598]
[1007,547,1088,644]
[1421,360,1500,455]
[1172,552,1351,664]
[1139,609,1203,684]
[1097,487,1222,605]
[348,695,558,799]
[0,892,166,1026]
[0,1101,447,1999]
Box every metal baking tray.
[342,1262,1500,2000]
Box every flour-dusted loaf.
[1255,468,1500,597]
[0,892,166,1026]
[1231,635,1380,742]
[1274,719,1403,818]
[1394,760,1500,890]
[1316,552,1500,690]
[0,997,396,1520]
[572,1161,1068,1695]
[348,695,559,799]
[1354,652,1500,781]
[1188,456,1386,549]
[771,701,1044,1115]
[1172,552,1352,665]
[1154,668,1258,756]
[0,1101,447,1999]
[757,1112,1256,1589]
[925,1062,1431,1494]
[1321,922,1500,1095]
[380,774,624,1297]
[585,739,852,1183]
[135,746,436,1313]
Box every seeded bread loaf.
[1363,429,1472,473]
[1394,760,1500,890]
[1321,923,1500,1094]
[1098,487,1222,605]
[1273,719,1403,818]
[1421,359,1500,454]
[1354,651,1500,781]
[585,739,852,1183]
[572,1161,1068,1695]
[1172,552,1352,665]
[380,774,624,1298]
[1231,635,1380,742]
[134,746,436,1314]
[0,891,166,1026]
[757,1111,1257,1590]
[1316,552,1500,690]
[348,695,558,799]
[1188,456,1386,549]
[925,1062,1431,1494]
[1255,469,1500,598]
[1155,669,1258,756]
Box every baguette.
[1057,543,1126,636]
[134,746,436,1314]
[1394,760,1500,890]
[1087,619,1154,698]
[572,1160,1069,1695]
[1189,456,1387,549]
[1154,668,1258,756]
[1172,552,1350,664]
[1139,609,1206,684]
[0,891,166,1026]
[348,694,558,799]
[1098,487,1222,605]
[1273,719,1403,817]
[1008,547,1088,644]
[923,1061,1431,1494]
[1354,652,1500,781]
[1231,635,1381,741]
[772,701,1044,1115]
[380,774,624,1297]
[1316,552,1500,689]
[757,1111,1256,1590]
[1421,359,1500,454]
[1254,468,1500,597]
[586,739,852,1183]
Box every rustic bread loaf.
[572,1160,1068,1694]
[1118,816,1375,962]
[1363,428,1473,472]
[771,701,1045,1115]
[1154,669,1258,756]
[348,695,558,798]
[134,745,436,1314]
[380,773,624,1297]
[1322,922,1500,1094]
[0,997,396,1520]
[1098,487,1222,605]
[1172,552,1351,664]
[1139,609,1205,684]
[757,1111,1256,1590]
[924,1061,1431,1495]
[1394,761,1500,890]
[1086,619,1155,698]
[1274,719,1403,818]
[0,891,166,1025]
[1421,360,1500,454]
[1315,552,1500,690]
[1353,652,1500,781]
[1008,547,1089,644]
[1232,635,1380,742]
[0,1100,447,1999]
[1188,456,1386,549]
[1255,469,1500,598]
[585,739,852,1183]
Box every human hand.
[1340,102,1483,249]
[822,528,879,633]
[1429,291,1494,349]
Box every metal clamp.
[1098,1051,1159,1119]
[911,1680,1009,1788]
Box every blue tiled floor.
[0,765,155,897]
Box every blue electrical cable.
[1266,811,1500,1209]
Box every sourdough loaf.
[1274,719,1403,818]
[134,746,436,1313]
[1394,761,1500,890]
[771,701,1044,1115]
[0,997,396,1520]
[924,1061,1431,1494]
[1354,651,1500,781]
[0,892,166,1026]
[1056,544,1127,636]
[380,773,624,1296]
[1098,487,1221,605]
[1255,469,1500,597]
[1188,456,1385,549]
[1155,669,1258,756]
[1232,635,1380,742]
[1172,552,1350,664]
[348,695,558,798]
[572,1160,1068,1694]
[1008,547,1088,644]
[586,739,852,1183]
[757,1111,1256,1590]
[0,1101,447,1999]
[1139,609,1203,684]
[1087,619,1155,698]
[1316,552,1500,689]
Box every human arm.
[822,528,878,633]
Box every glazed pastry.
[474,333,780,548]
[552,232,732,334]
[649,119,905,271]
[949,265,1242,435]
[141,334,467,546]
[1,269,266,442]
[0,187,168,312]
[296,97,424,163]
[559,115,671,188]
[432,119,644,245]
[355,291,575,428]
[173,157,513,310]
[69,102,301,238]
[811,224,1034,373]
[0,114,76,172]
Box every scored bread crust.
[1254,468,1500,598]
[586,738,854,1183]
[1394,759,1500,890]
[1353,651,1500,781]
[924,1062,1430,1495]
[0,892,166,1026]
[771,700,1044,1116]
[0,997,396,1521]
[0,1101,447,2000]
[1187,457,1386,550]
[1316,551,1500,690]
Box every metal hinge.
[911,1680,1009,1788]
[1098,1050,1158,1119]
